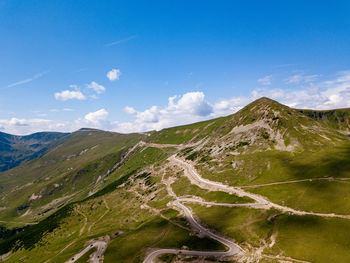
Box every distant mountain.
[298,108,350,133]
[1,98,350,263]
[0,131,69,172]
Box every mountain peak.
[245,97,289,111]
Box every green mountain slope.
[299,108,350,133]
[0,129,145,226]
[1,98,350,263]
[0,131,68,172]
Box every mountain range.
[1,97,350,263]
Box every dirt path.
[240,177,350,189]
[143,150,345,263]
[171,156,350,220]
[64,241,107,263]
[143,197,244,263]
[76,209,87,236]
[88,198,110,233]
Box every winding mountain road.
[64,241,107,263]
[144,155,350,262]
[65,143,350,263]
[143,198,243,263]
[172,156,350,220]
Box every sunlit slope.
[1,97,350,263]
[0,131,68,172]
[0,129,144,226]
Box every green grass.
[196,142,350,187]
[172,176,253,204]
[0,130,144,225]
[146,117,226,145]
[75,247,96,263]
[190,204,350,263]
[272,214,350,263]
[250,180,350,214]
[104,216,224,263]
[189,205,274,247]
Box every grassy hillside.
[0,131,68,172]
[299,108,350,133]
[0,129,144,226]
[1,97,350,263]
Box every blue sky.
[1,0,350,134]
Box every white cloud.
[251,71,350,109]
[124,106,137,114]
[212,96,251,116]
[0,118,73,135]
[105,35,137,47]
[114,71,350,132]
[116,92,213,133]
[84,109,108,124]
[87,81,105,94]
[7,71,49,88]
[0,109,109,135]
[50,108,74,113]
[54,89,86,101]
[285,74,319,84]
[258,75,272,85]
[3,70,350,135]
[106,69,121,81]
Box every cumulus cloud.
[258,75,272,85]
[106,69,121,81]
[115,92,213,133]
[0,118,72,135]
[124,106,137,114]
[84,109,108,124]
[212,96,251,116]
[251,71,350,109]
[0,109,109,135]
[54,89,86,101]
[3,70,350,135]
[87,81,105,94]
[114,71,350,133]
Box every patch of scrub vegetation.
[103,216,224,263]
[185,151,201,161]
[172,176,253,204]
[148,191,173,210]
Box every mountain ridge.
[0,131,69,172]
[1,97,350,263]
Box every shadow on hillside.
[277,143,350,190]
